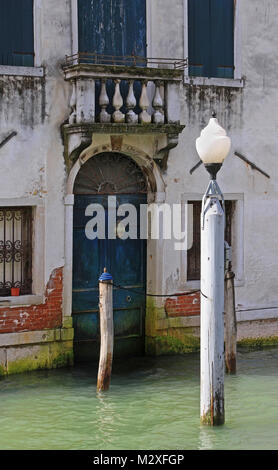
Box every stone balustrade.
[63,64,183,126]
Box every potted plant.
[11,287,20,296]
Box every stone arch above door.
[74,152,148,195]
[67,140,166,199]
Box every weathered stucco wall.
[0,0,71,280]
[167,0,278,308]
[1,0,278,371]
[144,0,278,352]
[0,0,73,374]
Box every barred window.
[0,207,32,296]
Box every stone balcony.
[62,54,186,170]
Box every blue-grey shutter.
[210,0,234,78]
[188,0,234,79]
[78,0,146,58]
[188,0,210,77]
[0,0,34,66]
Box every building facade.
[0,0,278,374]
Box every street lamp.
[196,113,231,426]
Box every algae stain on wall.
[145,296,200,356]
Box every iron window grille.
[0,207,32,296]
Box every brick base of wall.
[0,267,63,334]
[165,292,200,317]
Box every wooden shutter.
[0,0,34,66]
[210,0,234,78]
[78,0,146,58]
[188,0,234,79]
[187,201,202,281]
[187,200,233,281]
[188,0,210,77]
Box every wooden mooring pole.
[224,270,237,374]
[200,184,225,426]
[97,268,114,392]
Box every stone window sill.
[0,65,44,77]
[185,278,244,289]
[0,295,44,308]
[184,75,244,88]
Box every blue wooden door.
[72,154,147,362]
[78,0,146,58]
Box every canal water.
[1,348,278,450]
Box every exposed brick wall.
[165,292,200,317]
[0,267,63,334]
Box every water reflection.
[198,427,214,450]
[95,392,118,448]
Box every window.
[188,0,234,79]
[0,207,32,296]
[187,200,233,281]
[0,0,34,67]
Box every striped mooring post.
[97,268,114,392]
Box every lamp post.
[196,113,231,426]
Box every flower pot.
[11,287,20,296]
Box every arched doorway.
[72,152,147,362]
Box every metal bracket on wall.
[189,159,203,174]
[0,131,17,150]
[190,152,270,180]
[234,151,270,179]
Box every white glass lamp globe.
[196,117,231,165]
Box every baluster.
[84,78,95,122]
[69,79,76,124]
[112,79,125,123]
[152,81,164,124]
[76,78,95,123]
[139,80,151,124]
[165,81,181,124]
[76,79,84,123]
[99,79,111,123]
[126,80,138,123]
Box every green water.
[1,348,278,450]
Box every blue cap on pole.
[99,267,113,282]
